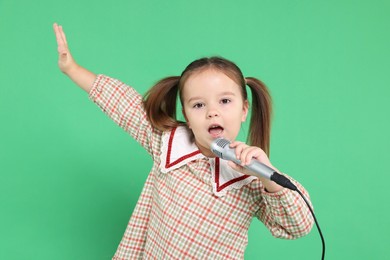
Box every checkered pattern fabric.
[89,75,314,259]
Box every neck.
[195,141,216,158]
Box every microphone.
[210,138,297,190]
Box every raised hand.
[53,23,96,92]
[53,23,77,74]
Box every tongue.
[209,127,223,137]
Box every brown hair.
[143,57,273,155]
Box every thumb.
[227,161,245,173]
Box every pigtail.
[143,76,185,131]
[245,77,273,156]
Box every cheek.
[183,109,196,129]
[182,108,190,124]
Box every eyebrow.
[186,91,236,103]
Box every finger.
[227,161,243,172]
[239,146,255,165]
[59,25,68,45]
[228,141,240,158]
[243,147,262,165]
[54,23,66,53]
[229,141,239,147]
[232,142,247,163]
[227,161,252,176]
[53,23,62,44]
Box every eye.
[193,103,204,109]
[220,98,231,104]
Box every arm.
[53,23,160,157]
[228,142,314,238]
[255,179,314,239]
[89,75,159,157]
[53,23,96,92]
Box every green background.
[1,0,389,259]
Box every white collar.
[159,126,257,197]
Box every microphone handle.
[223,148,297,190]
[244,160,274,180]
[248,161,297,191]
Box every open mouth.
[208,124,224,137]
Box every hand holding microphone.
[210,138,297,190]
[225,140,274,175]
[211,139,326,258]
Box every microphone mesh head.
[210,138,230,158]
[215,138,230,148]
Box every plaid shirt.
[89,75,314,259]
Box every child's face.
[182,68,249,157]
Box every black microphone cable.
[273,173,325,260]
[295,188,326,260]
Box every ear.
[182,108,191,128]
[241,100,249,122]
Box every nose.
[207,108,219,118]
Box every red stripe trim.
[214,157,251,192]
[165,128,251,193]
[165,127,201,169]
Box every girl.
[54,23,314,259]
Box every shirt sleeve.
[254,177,315,239]
[88,74,160,157]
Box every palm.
[53,23,75,73]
